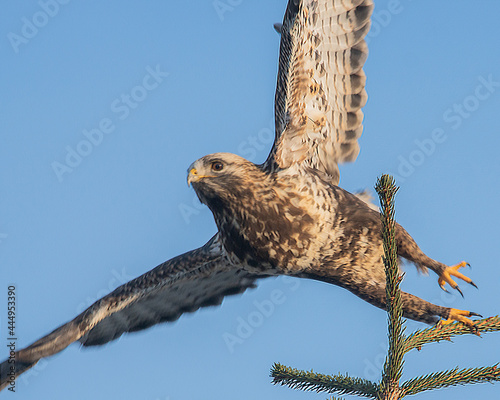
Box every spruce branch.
[270,363,379,398]
[269,174,499,399]
[375,175,406,397]
[403,316,500,353]
[401,365,500,396]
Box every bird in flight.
[0,0,478,391]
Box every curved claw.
[439,308,482,332]
[438,261,476,295]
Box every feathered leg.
[300,272,479,326]
[394,223,477,296]
[350,281,479,326]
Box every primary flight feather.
[0,0,478,391]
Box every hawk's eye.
[211,161,224,172]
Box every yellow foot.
[438,261,477,297]
[438,308,482,332]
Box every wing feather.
[0,235,264,390]
[265,0,374,183]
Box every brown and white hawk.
[0,0,478,391]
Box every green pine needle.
[269,174,500,400]
[404,316,500,353]
[401,364,500,396]
[375,175,406,392]
[270,363,378,398]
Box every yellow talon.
[438,308,482,331]
[438,261,477,296]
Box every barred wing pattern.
[0,0,376,392]
[0,235,263,390]
[267,0,373,183]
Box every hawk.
[0,0,478,391]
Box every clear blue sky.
[1,1,500,399]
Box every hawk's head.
[187,153,267,211]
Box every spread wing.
[0,235,264,390]
[265,0,374,184]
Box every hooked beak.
[187,161,215,186]
[187,167,198,187]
